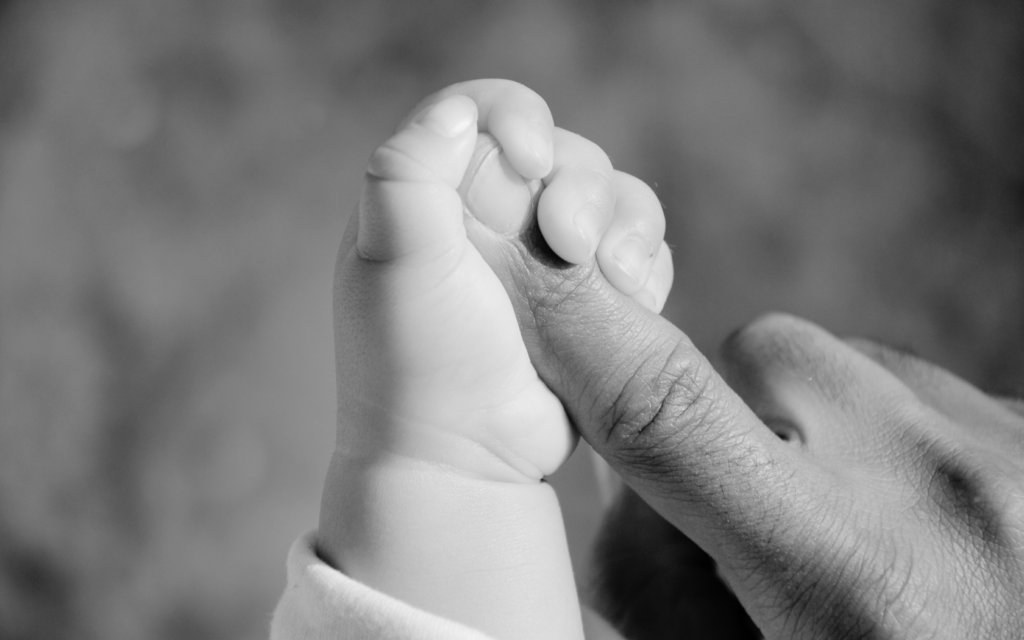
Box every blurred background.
[0,0,1021,638]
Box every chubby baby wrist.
[335,388,577,484]
[332,436,546,486]
[316,446,568,578]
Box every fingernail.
[415,96,476,137]
[633,288,658,312]
[612,236,653,287]
[523,124,553,175]
[573,205,603,257]
[459,138,534,234]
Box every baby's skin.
[317,80,672,640]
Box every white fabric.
[270,531,495,640]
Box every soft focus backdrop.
[1,1,1022,639]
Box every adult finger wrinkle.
[605,336,710,444]
[595,339,716,484]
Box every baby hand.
[334,79,673,483]
[321,80,673,639]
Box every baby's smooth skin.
[318,79,671,640]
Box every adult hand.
[469,213,1024,637]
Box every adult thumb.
[466,211,810,570]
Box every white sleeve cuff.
[270,531,495,640]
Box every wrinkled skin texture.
[469,209,1024,639]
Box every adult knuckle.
[906,430,1024,560]
[601,339,717,468]
[721,312,814,372]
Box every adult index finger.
[464,199,819,588]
